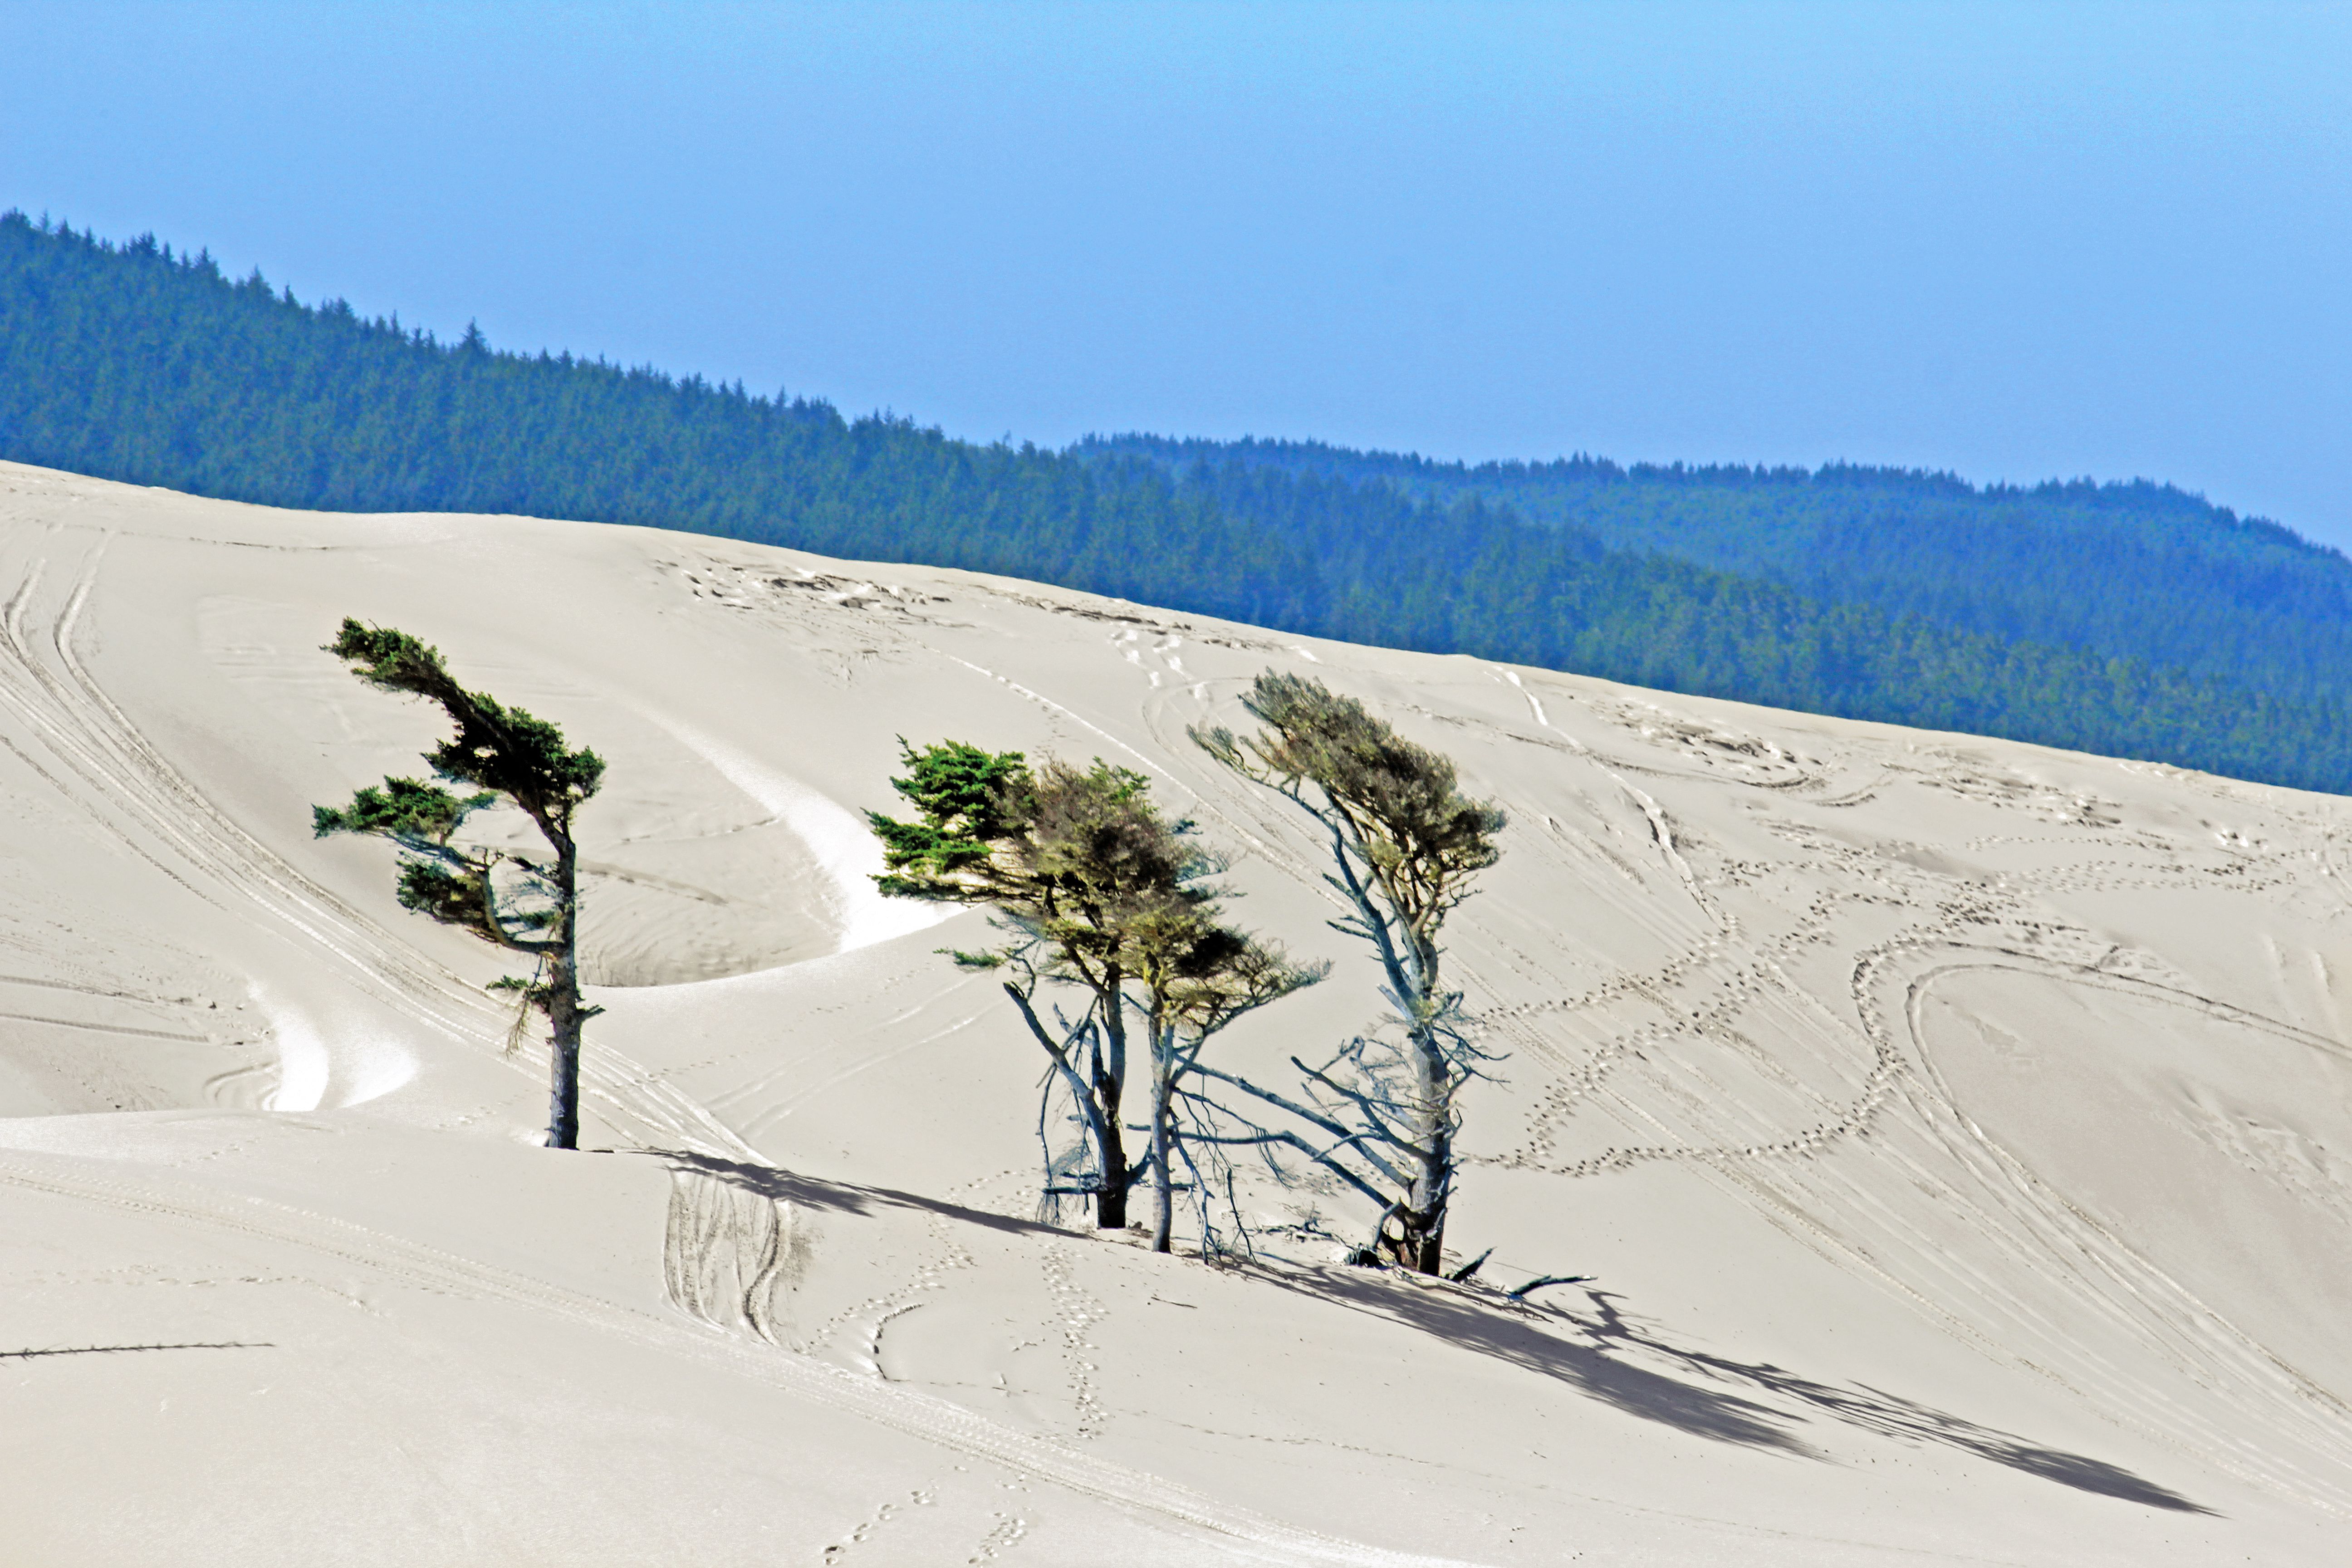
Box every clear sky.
[5,2,2348,545]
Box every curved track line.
[0,544,757,1157]
[1884,948,2352,1507]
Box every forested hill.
[1081,435,2352,716]
[7,210,2351,794]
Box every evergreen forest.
[7,210,2350,794]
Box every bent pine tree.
[314,619,605,1147]
[1192,671,1505,1273]
[870,742,1317,1244]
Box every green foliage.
[309,612,603,1148]
[1202,673,1504,921]
[877,738,1313,1035]
[0,214,1308,633]
[312,774,492,843]
[487,972,556,1015]
[395,858,490,928]
[1088,435,2352,700]
[1017,759,1201,960]
[866,740,1032,896]
[1101,436,2352,793]
[1191,670,1501,1272]
[873,737,1318,1243]
[314,770,504,942]
[325,618,603,827]
[870,745,1178,953]
[13,210,2352,795]
[313,617,596,956]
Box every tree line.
[1086,434,2352,719]
[12,209,2352,794]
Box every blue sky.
[5,2,2348,545]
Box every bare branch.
[1176,1082,1413,1194]
[1289,1053,1418,1145]
[1186,1120,1395,1212]
[1446,1247,1494,1284]
[1004,980,1105,1127]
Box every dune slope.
[2,460,2348,1566]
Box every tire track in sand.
[0,1148,1488,1568]
[0,544,755,1158]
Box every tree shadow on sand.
[655,1150,1068,1242]
[1259,1267,2212,1514]
[1261,1260,1804,1450]
[654,1152,2209,1514]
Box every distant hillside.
[6,209,2350,793]
[1082,436,2352,715]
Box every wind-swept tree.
[870,744,1155,1228]
[870,741,1317,1246]
[314,619,605,1148]
[1191,671,1505,1273]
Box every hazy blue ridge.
[7,210,2349,795]
[1081,434,2352,714]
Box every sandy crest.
[1,458,2348,1565]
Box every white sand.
[2,458,2348,1565]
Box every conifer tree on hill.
[1192,671,1505,1274]
[869,742,1318,1246]
[13,210,2352,798]
[869,744,1147,1229]
[313,619,604,1148]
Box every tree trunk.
[1382,1149,1449,1273]
[1149,1040,1176,1253]
[545,840,583,1149]
[1093,989,1130,1229]
[1094,1073,1128,1230]
[1384,1014,1451,1273]
[1382,1204,1446,1273]
[1416,1117,1452,1272]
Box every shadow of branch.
[1251,1261,1808,1451]
[1258,1266,2214,1514]
[1571,1290,2213,1514]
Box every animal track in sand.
[1038,1243,1109,1440]
[820,1485,939,1562]
[819,1211,980,1375]
[966,1509,1028,1563]
[2170,1096,2352,1223]
[1433,720,2352,1519]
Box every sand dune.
[2,458,2348,1565]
